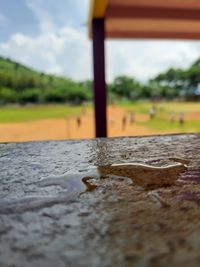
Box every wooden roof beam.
[107,31,200,40]
[106,6,200,21]
[108,0,200,10]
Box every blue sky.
[0,0,200,82]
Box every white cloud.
[25,0,90,34]
[0,26,92,81]
[0,0,199,82]
[1,27,200,82]
[106,40,200,81]
[0,0,92,81]
[26,0,56,33]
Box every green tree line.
[0,56,199,104]
[0,57,92,104]
[108,58,200,101]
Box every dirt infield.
[0,106,199,142]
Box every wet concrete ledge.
[0,134,200,267]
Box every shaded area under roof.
[89,0,200,39]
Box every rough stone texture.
[0,134,200,267]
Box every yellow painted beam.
[93,0,108,18]
[88,0,108,38]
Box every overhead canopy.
[89,0,200,137]
[89,0,200,39]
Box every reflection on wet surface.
[0,159,188,214]
[98,162,187,188]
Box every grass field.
[0,104,83,123]
[121,101,200,132]
[0,101,199,142]
[120,101,200,113]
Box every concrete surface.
[0,134,200,267]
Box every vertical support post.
[92,18,107,137]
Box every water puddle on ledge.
[0,160,188,214]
